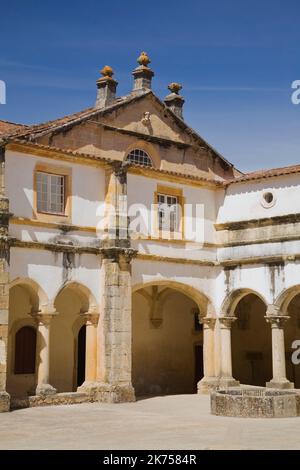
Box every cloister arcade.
[5,277,300,399]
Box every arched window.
[14,326,36,374]
[126,149,153,167]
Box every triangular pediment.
[7,90,239,180]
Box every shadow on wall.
[232,294,272,386]
[132,286,204,396]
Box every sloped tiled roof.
[0,120,28,136]
[224,163,300,185]
[3,96,300,186]
[0,90,239,176]
[0,92,150,141]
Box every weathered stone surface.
[211,388,300,418]
[10,392,91,410]
[0,391,9,412]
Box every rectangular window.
[36,172,65,215]
[157,193,179,232]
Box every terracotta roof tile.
[225,163,300,185]
[2,93,148,141]
[0,120,28,136]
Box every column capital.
[32,311,58,326]
[81,311,100,326]
[265,315,290,328]
[200,317,216,329]
[219,316,237,329]
[100,246,137,263]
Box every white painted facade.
[1,60,300,408]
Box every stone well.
[211,388,300,418]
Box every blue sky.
[1,0,300,172]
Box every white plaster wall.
[6,150,105,227]
[132,240,216,262]
[127,174,218,246]
[218,174,300,224]
[132,258,218,313]
[213,261,300,314]
[9,248,101,306]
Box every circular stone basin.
[211,388,300,418]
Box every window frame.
[36,171,66,216]
[33,163,72,223]
[153,185,185,239]
[126,148,153,167]
[157,193,179,233]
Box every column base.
[78,381,136,403]
[0,391,10,412]
[197,377,219,394]
[36,384,57,396]
[266,379,294,389]
[218,377,240,388]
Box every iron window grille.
[126,149,153,167]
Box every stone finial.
[132,51,154,94]
[137,51,151,67]
[100,65,114,78]
[164,82,185,119]
[168,82,182,94]
[95,65,118,109]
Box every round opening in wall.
[264,192,273,204]
[261,191,276,208]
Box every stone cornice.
[93,121,191,149]
[215,212,300,231]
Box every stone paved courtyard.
[0,394,299,450]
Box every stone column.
[219,317,239,388]
[78,312,99,388]
[197,317,218,393]
[0,146,10,412]
[265,308,294,389]
[94,248,136,403]
[34,313,57,396]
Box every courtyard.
[0,394,299,450]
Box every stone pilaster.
[265,305,294,389]
[0,146,11,412]
[197,317,219,393]
[34,312,58,396]
[101,162,130,249]
[86,159,137,402]
[219,317,240,388]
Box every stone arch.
[10,277,49,313]
[274,285,300,315]
[132,280,213,318]
[51,281,98,393]
[221,288,268,317]
[124,140,160,168]
[7,278,47,397]
[53,281,98,313]
[274,285,300,387]
[132,280,213,396]
[222,288,271,387]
